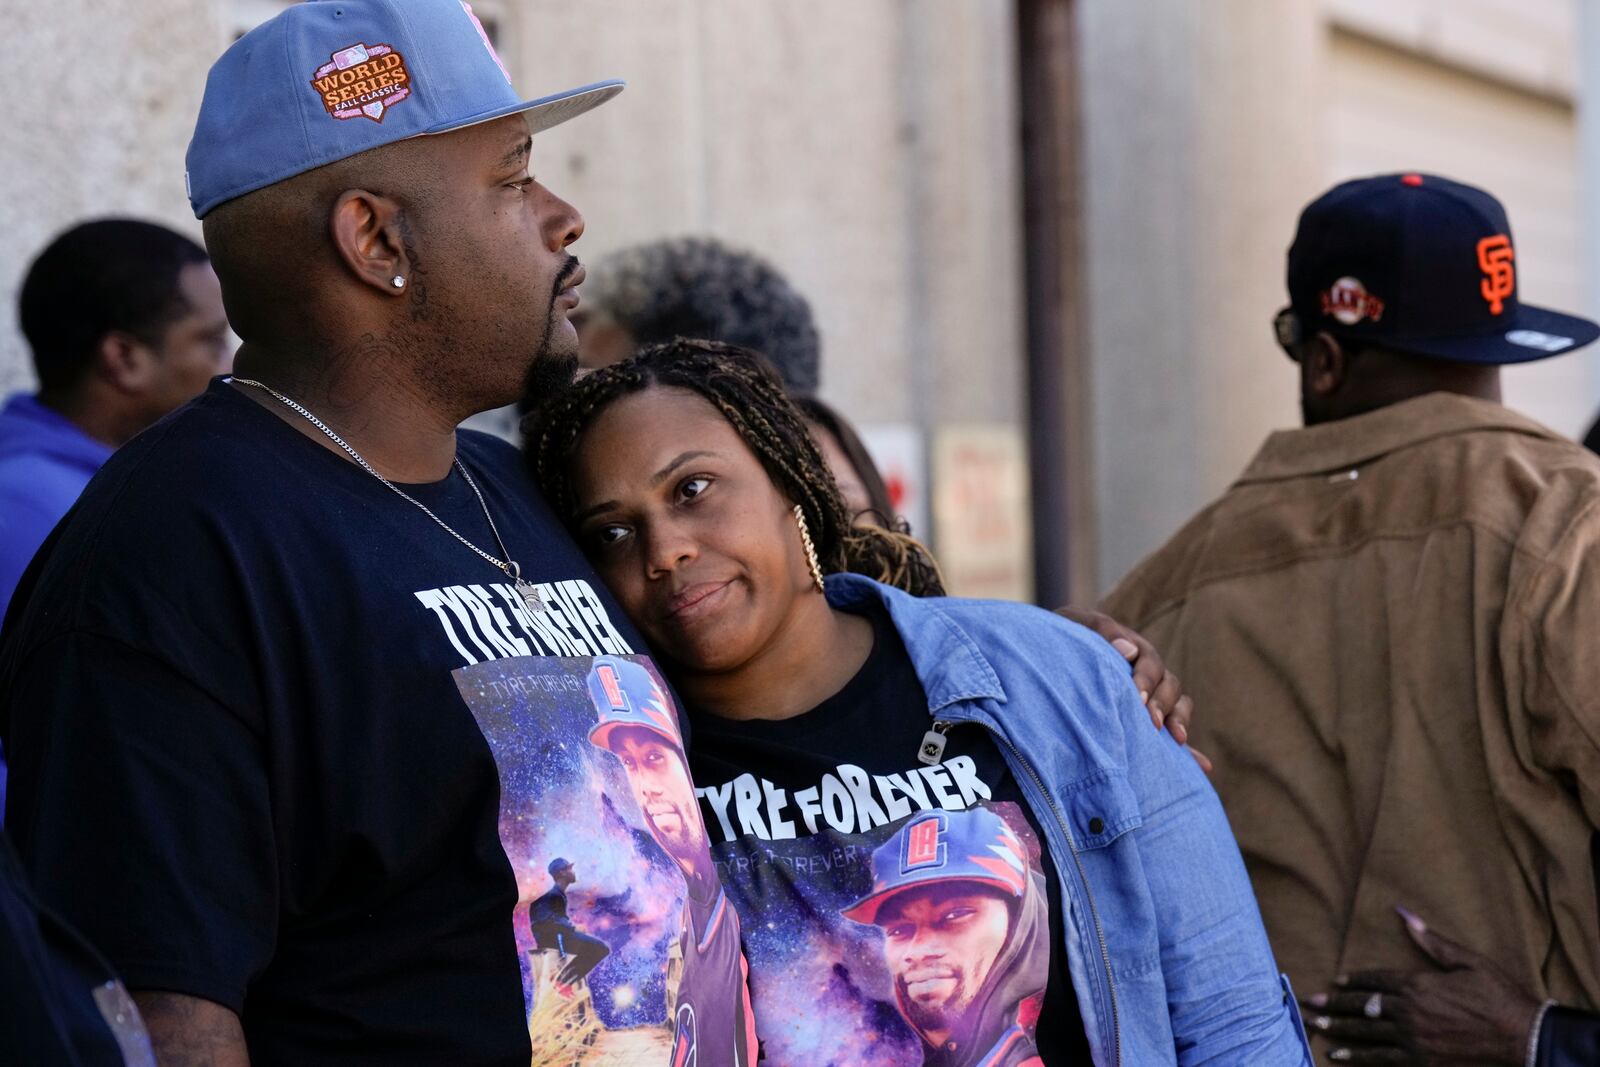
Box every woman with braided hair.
[524,338,1312,1066]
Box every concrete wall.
[0,0,223,396]
[515,0,1027,428]
[1076,0,1326,593]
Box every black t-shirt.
[0,380,750,1066]
[688,603,1093,1066]
[0,828,154,1066]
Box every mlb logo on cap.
[842,807,1030,926]
[186,0,622,218]
[1282,173,1599,365]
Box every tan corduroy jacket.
[1101,392,1600,1010]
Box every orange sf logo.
[1477,234,1515,315]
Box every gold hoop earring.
[794,504,826,593]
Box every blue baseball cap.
[547,857,573,875]
[842,808,1030,926]
[1280,173,1599,365]
[585,656,682,751]
[185,0,623,218]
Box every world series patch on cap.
[842,807,1030,926]
[1283,172,1600,364]
[585,656,681,751]
[185,0,623,218]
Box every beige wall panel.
[516,1,1025,431]
[0,0,224,395]
[509,1,707,253]
[1323,0,1576,96]
[891,2,1026,427]
[1327,30,1594,437]
[1079,0,1324,593]
[694,1,916,423]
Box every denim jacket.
[827,574,1313,1066]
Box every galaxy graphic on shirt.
[456,653,734,1062]
[703,777,1051,1067]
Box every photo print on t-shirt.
[456,654,755,1066]
[698,760,1050,1067]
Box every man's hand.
[1054,606,1211,773]
[133,992,251,1067]
[1301,907,1542,1064]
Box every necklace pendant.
[516,579,546,613]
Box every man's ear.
[1305,331,1350,397]
[328,189,410,296]
[94,330,160,394]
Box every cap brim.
[588,718,677,752]
[1386,303,1600,365]
[425,79,625,139]
[841,875,1020,926]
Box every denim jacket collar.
[824,572,1006,711]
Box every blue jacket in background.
[828,573,1313,1066]
[0,393,114,817]
[0,394,112,620]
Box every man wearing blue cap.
[844,808,1049,1067]
[0,2,746,1065]
[525,857,609,1000]
[585,656,756,1065]
[1102,173,1600,1066]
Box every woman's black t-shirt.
[688,602,1094,1066]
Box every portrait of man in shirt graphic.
[585,655,755,1065]
[844,807,1050,1067]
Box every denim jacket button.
[1088,817,1105,835]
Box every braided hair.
[524,338,945,597]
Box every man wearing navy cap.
[0,2,757,1065]
[1102,173,1600,1065]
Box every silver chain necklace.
[232,377,545,612]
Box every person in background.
[0,219,230,817]
[572,235,821,393]
[1101,173,1600,1065]
[796,395,896,527]
[2,219,230,619]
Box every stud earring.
[794,504,826,593]
[391,275,406,289]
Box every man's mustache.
[554,256,582,294]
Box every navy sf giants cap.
[1284,173,1599,364]
[185,0,623,218]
